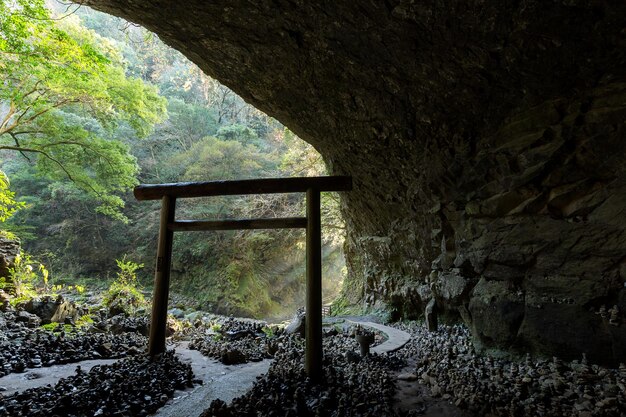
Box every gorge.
[82,0,626,365]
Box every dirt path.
[154,341,270,417]
[345,320,412,354]
[0,359,118,396]
[0,342,270,417]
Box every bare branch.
[8,132,32,163]
[0,102,17,133]
[0,144,104,198]
[0,145,75,181]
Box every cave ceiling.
[84,0,626,365]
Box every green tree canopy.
[0,0,166,219]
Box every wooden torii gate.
[134,176,352,381]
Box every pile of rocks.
[14,295,81,325]
[393,323,626,417]
[200,334,403,417]
[0,330,146,376]
[189,316,379,366]
[93,313,150,336]
[189,317,276,364]
[0,309,146,376]
[0,350,195,417]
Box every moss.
[330,296,364,316]
[41,322,74,335]
[103,281,146,315]
[76,314,94,328]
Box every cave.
[83,0,626,366]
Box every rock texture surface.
[84,0,626,364]
[0,236,19,280]
[18,296,79,325]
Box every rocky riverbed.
[0,308,147,377]
[194,320,626,417]
[0,350,195,417]
[188,315,386,366]
[200,334,403,417]
[188,317,274,364]
[392,323,626,417]
[1,293,625,417]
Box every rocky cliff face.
[0,235,20,280]
[84,0,626,365]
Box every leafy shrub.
[41,322,74,335]
[261,325,276,338]
[103,257,145,316]
[3,251,48,299]
[114,257,144,286]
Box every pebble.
[199,334,403,417]
[0,350,195,417]
[4,302,624,417]
[0,310,147,377]
[391,322,626,417]
[189,317,276,364]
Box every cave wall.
[84,0,626,365]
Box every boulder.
[468,279,525,349]
[16,310,41,328]
[0,290,10,312]
[20,295,78,325]
[221,349,246,365]
[107,299,128,317]
[432,270,471,305]
[0,236,19,280]
[109,314,150,336]
[168,308,185,319]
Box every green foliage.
[279,129,325,176]
[165,99,218,149]
[261,325,276,338]
[0,229,16,240]
[50,283,86,297]
[4,5,348,320]
[0,1,166,218]
[0,171,25,221]
[174,136,275,181]
[115,256,144,286]
[103,257,145,315]
[331,296,364,317]
[75,314,94,328]
[216,124,258,145]
[0,0,48,53]
[103,280,145,315]
[4,251,46,298]
[41,322,74,335]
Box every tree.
[0,0,167,219]
[175,136,276,181]
[0,171,23,221]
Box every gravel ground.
[0,350,195,417]
[0,310,147,377]
[200,335,404,417]
[194,319,626,417]
[390,322,626,417]
[4,308,625,417]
